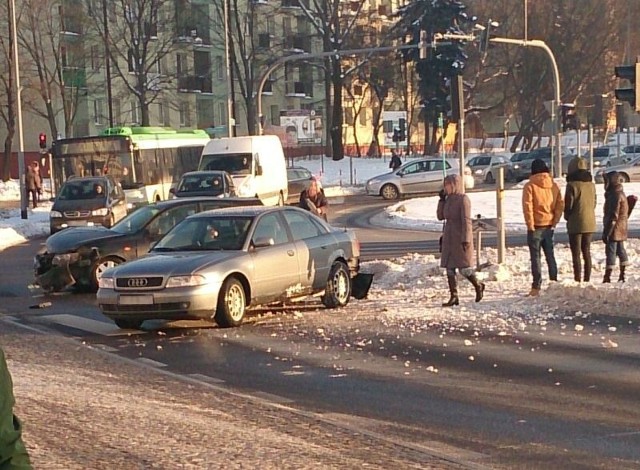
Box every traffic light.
[614,62,640,112]
[398,118,406,141]
[449,75,464,122]
[561,104,577,131]
[38,133,47,149]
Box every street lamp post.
[223,0,234,137]
[10,0,26,219]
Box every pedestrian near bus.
[437,174,485,306]
[602,171,629,283]
[25,163,41,209]
[522,158,563,296]
[564,157,596,282]
[0,347,32,469]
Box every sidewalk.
[0,320,447,469]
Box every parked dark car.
[170,171,236,198]
[50,176,127,234]
[35,197,262,293]
[286,166,319,201]
[518,147,573,178]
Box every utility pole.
[102,0,113,127]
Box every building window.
[176,53,188,76]
[359,108,367,126]
[61,46,68,68]
[215,56,224,80]
[218,102,227,126]
[179,102,191,127]
[90,45,101,71]
[113,99,121,126]
[270,105,279,125]
[94,99,104,125]
[128,49,137,73]
[131,100,140,124]
[197,99,215,128]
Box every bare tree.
[91,0,180,126]
[0,0,17,180]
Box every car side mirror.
[49,197,56,202]
[169,187,176,195]
[252,236,274,248]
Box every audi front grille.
[116,277,164,289]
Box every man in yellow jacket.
[522,158,564,296]
[0,347,31,469]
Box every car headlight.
[367,178,381,185]
[52,252,80,265]
[513,164,520,169]
[92,208,109,217]
[166,275,207,288]
[474,169,483,175]
[50,210,63,218]
[98,277,114,289]
[236,186,254,197]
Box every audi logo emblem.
[127,278,148,288]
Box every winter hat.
[567,156,588,175]
[531,158,549,175]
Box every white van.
[198,136,288,206]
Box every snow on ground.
[2,160,639,332]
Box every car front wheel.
[215,277,246,327]
[114,319,143,330]
[381,184,399,200]
[485,172,495,184]
[322,261,351,308]
[90,256,123,292]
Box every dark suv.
[35,197,262,292]
[50,176,127,234]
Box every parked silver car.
[595,156,640,183]
[365,158,473,200]
[467,154,514,184]
[97,206,361,329]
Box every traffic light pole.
[10,0,26,220]
[489,37,562,178]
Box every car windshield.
[153,216,253,252]
[58,180,107,200]
[200,153,252,175]
[111,205,161,234]
[177,174,225,195]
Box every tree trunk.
[323,58,332,158]
[2,137,12,181]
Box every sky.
[1,155,639,334]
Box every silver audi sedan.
[97,206,361,329]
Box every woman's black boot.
[465,273,485,302]
[442,275,459,307]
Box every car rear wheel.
[215,277,246,328]
[321,261,351,309]
[90,256,124,292]
[114,319,143,330]
[381,184,399,200]
[485,172,495,184]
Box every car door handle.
[287,250,295,256]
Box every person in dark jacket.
[0,347,31,469]
[437,174,485,306]
[564,157,596,282]
[299,178,328,221]
[25,163,41,209]
[602,171,629,283]
[389,150,402,171]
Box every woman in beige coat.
[437,174,484,306]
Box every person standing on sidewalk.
[437,174,485,306]
[25,163,41,209]
[0,347,32,469]
[602,171,629,283]
[564,157,596,282]
[522,158,564,296]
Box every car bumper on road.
[50,214,113,233]
[365,181,382,196]
[97,282,223,323]
[34,252,80,292]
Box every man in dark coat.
[602,171,629,283]
[564,157,596,282]
[389,150,402,171]
[299,178,328,222]
[0,347,31,469]
[436,174,484,306]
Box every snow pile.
[0,179,21,200]
[0,205,51,251]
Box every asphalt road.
[2,196,640,468]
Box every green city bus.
[51,126,210,208]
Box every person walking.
[522,158,563,296]
[25,163,41,209]
[0,347,32,469]
[389,150,402,171]
[437,174,485,306]
[564,157,596,282]
[299,177,329,221]
[602,171,629,283]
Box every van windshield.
[200,153,252,176]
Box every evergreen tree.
[394,0,471,153]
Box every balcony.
[178,75,213,93]
[285,81,306,97]
[62,68,87,88]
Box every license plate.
[67,220,85,226]
[118,295,153,305]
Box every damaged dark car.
[34,197,262,292]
